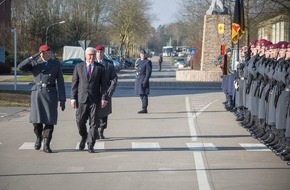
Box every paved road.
[0,57,290,190]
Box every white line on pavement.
[186,96,198,141]
[193,152,212,190]
[239,143,270,151]
[132,142,160,149]
[187,143,218,151]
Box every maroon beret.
[96,45,104,51]
[279,42,288,49]
[258,39,272,47]
[39,44,50,52]
[250,40,258,47]
[272,43,280,49]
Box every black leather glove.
[31,51,42,60]
[142,83,147,89]
[60,101,66,111]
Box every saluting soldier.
[17,44,66,153]
[282,43,290,165]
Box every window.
[258,27,265,39]
[272,21,286,43]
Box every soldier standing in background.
[17,44,66,153]
[134,49,152,114]
[158,54,163,71]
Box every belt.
[36,83,56,88]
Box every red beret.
[39,44,50,52]
[96,45,104,51]
[279,42,288,49]
[272,43,280,49]
[288,43,290,48]
[250,40,258,47]
[258,39,272,47]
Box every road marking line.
[186,96,197,141]
[239,143,270,151]
[186,96,217,141]
[75,142,105,150]
[19,142,38,149]
[132,142,160,149]
[194,152,211,190]
[187,143,217,151]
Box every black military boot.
[99,128,105,139]
[33,123,43,150]
[43,138,52,153]
[138,107,148,114]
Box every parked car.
[175,58,187,69]
[61,58,83,74]
[104,53,121,73]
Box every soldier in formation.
[225,39,290,166]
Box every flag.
[218,23,224,34]
[232,0,245,44]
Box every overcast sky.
[150,0,179,28]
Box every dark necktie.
[87,64,92,79]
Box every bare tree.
[106,0,152,57]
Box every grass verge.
[0,90,31,107]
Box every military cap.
[250,40,258,47]
[279,42,288,49]
[39,44,50,52]
[96,45,104,51]
[140,49,146,54]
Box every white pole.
[11,28,17,90]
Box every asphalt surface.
[0,57,290,190]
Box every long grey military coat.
[134,58,152,95]
[17,57,66,125]
[98,59,118,117]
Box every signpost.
[78,40,91,50]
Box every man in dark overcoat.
[17,44,66,153]
[95,45,118,139]
[134,49,152,114]
[71,47,107,153]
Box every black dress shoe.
[88,144,95,153]
[79,138,86,150]
[281,153,290,161]
[99,132,105,139]
[34,137,42,150]
[138,109,148,114]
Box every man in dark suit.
[71,47,107,153]
[95,45,118,139]
[17,44,66,153]
[134,49,152,114]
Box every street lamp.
[45,20,65,45]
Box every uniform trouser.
[33,123,54,139]
[140,94,148,108]
[159,63,162,71]
[268,87,277,125]
[276,91,290,129]
[286,108,290,138]
[250,81,259,116]
[100,116,108,130]
[76,100,100,144]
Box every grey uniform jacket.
[134,58,152,95]
[98,59,118,117]
[17,57,66,125]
